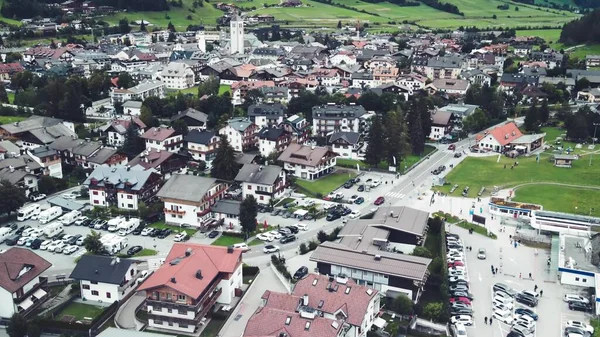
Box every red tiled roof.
[261,290,302,312]
[138,243,241,299]
[291,274,377,326]
[0,248,51,293]
[244,306,343,337]
[477,122,523,147]
[0,63,24,74]
[140,127,176,141]
[129,149,177,170]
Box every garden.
[295,171,357,197]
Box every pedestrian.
[540,290,543,297]
[489,317,493,325]
[534,284,538,292]
[519,272,522,279]
[509,234,512,240]
[495,267,498,274]
[529,272,532,279]
[484,317,488,324]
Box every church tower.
[230,12,244,55]
[196,27,206,53]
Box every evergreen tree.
[7,313,27,337]
[337,20,342,29]
[117,72,136,88]
[239,195,258,237]
[524,100,540,132]
[364,116,385,166]
[197,75,220,97]
[0,85,9,103]
[409,112,425,155]
[211,135,239,180]
[140,20,147,32]
[384,110,411,167]
[122,122,144,159]
[540,99,550,123]
[172,119,189,136]
[0,180,27,216]
[119,18,131,34]
[168,31,176,42]
[168,21,176,32]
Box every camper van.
[43,222,64,238]
[107,216,126,232]
[59,210,82,226]
[118,218,140,236]
[17,204,41,221]
[104,236,128,255]
[38,206,63,224]
[0,227,12,243]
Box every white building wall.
[332,143,359,159]
[560,270,595,287]
[219,126,243,152]
[429,126,446,140]
[217,264,243,304]
[259,139,276,157]
[477,134,502,152]
[0,288,16,318]
[117,192,139,210]
[47,162,63,179]
[147,305,195,319]
[164,201,199,227]
[148,319,196,333]
[90,189,107,206]
[81,280,120,303]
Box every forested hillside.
[559,8,600,45]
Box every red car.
[448,261,465,267]
[374,196,385,205]
[448,144,456,151]
[449,297,471,305]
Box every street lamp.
[589,123,600,166]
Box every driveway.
[115,292,146,330]
[219,267,287,337]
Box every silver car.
[477,248,486,259]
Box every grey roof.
[513,134,545,144]
[310,241,431,281]
[427,56,463,69]
[438,103,479,117]
[0,168,31,185]
[540,76,575,86]
[69,255,135,284]
[49,136,80,151]
[247,103,286,117]
[29,145,57,158]
[156,174,218,203]
[84,165,155,192]
[345,206,430,236]
[0,155,42,171]
[211,200,241,216]
[123,101,143,109]
[257,127,289,141]
[235,153,257,165]
[234,164,282,185]
[28,124,76,144]
[0,115,63,135]
[87,147,119,164]
[185,130,218,145]
[338,222,390,251]
[522,67,547,76]
[97,328,171,337]
[431,79,470,91]
[312,104,366,120]
[72,141,102,156]
[171,108,208,124]
[554,154,578,160]
[160,62,191,78]
[0,140,20,154]
[329,132,360,145]
[46,196,86,211]
[225,118,254,132]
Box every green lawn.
[336,145,435,173]
[135,248,158,257]
[6,92,14,104]
[456,221,497,239]
[218,84,231,95]
[296,171,357,197]
[516,29,562,45]
[56,302,104,321]
[512,184,600,215]
[0,115,27,124]
[150,221,197,237]
[168,86,199,97]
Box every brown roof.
[138,243,241,299]
[292,274,377,326]
[244,306,343,337]
[431,111,452,127]
[310,241,430,282]
[277,143,335,167]
[477,121,523,147]
[0,248,51,293]
[140,127,177,141]
[129,149,178,170]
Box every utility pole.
[590,123,600,166]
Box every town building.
[257,127,291,157]
[329,132,362,160]
[0,115,76,150]
[211,200,241,230]
[230,12,245,55]
[128,149,187,178]
[83,165,163,211]
[475,121,545,154]
[28,145,63,179]
[423,56,464,79]
[69,255,139,303]
[234,164,286,205]
[156,174,229,226]
[185,130,220,165]
[247,103,286,128]
[278,143,337,180]
[0,248,51,319]
[159,63,195,89]
[219,118,258,152]
[312,103,367,137]
[428,111,453,141]
[140,127,183,153]
[138,243,243,334]
[110,80,165,105]
[170,108,209,131]
[100,118,146,147]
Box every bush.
[299,243,309,255]
[389,294,413,315]
[428,216,443,234]
[308,240,318,250]
[422,302,443,321]
[222,231,245,238]
[412,246,432,258]
[317,230,328,243]
[242,264,259,277]
[329,226,342,240]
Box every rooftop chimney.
[227,246,234,254]
[185,247,192,256]
[302,294,308,306]
[171,277,177,283]
[196,270,203,279]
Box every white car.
[62,235,75,243]
[263,245,280,254]
[564,294,589,303]
[17,236,29,245]
[40,240,52,250]
[566,320,594,334]
[477,248,487,259]
[493,309,513,324]
[447,256,464,263]
[137,270,150,283]
[493,302,513,312]
[31,194,46,201]
[370,180,381,187]
[348,195,359,203]
[52,242,68,253]
[449,270,467,277]
[62,193,77,200]
[141,227,154,236]
[269,231,283,240]
[74,216,88,226]
[349,211,361,219]
[76,236,85,246]
[452,323,467,337]
[47,240,63,252]
[448,266,466,272]
[521,290,539,298]
[449,276,469,283]
[295,223,308,231]
[174,232,188,242]
[63,245,79,255]
[304,200,315,207]
[257,233,274,242]
[323,203,337,211]
[513,321,535,332]
[29,229,43,239]
[450,315,473,326]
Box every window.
[91,281,98,285]
[576,277,580,281]
[127,195,133,199]
[167,308,172,313]
[93,191,98,195]
[166,293,171,300]
[584,279,587,282]
[82,284,90,290]
[178,294,186,301]
[247,185,252,190]
[106,292,111,299]
[178,308,187,315]
[128,204,134,208]
[91,290,99,296]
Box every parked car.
[514,308,538,321]
[348,195,359,203]
[374,196,385,205]
[357,185,365,192]
[141,227,154,236]
[326,212,341,221]
[62,193,77,200]
[450,291,473,300]
[293,266,309,280]
[493,283,515,296]
[450,315,472,326]
[64,245,79,255]
[280,235,296,244]
[566,321,594,334]
[76,236,85,246]
[30,238,43,250]
[286,226,299,234]
[349,211,361,219]
[263,245,280,254]
[515,293,538,307]
[127,246,143,256]
[257,233,274,242]
[174,232,188,242]
[564,294,589,303]
[295,223,308,231]
[354,197,365,204]
[569,301,592,312]
[157,229,172,239]
[3,223,18,231]
[74,216,90,226]
[30,193,46,201]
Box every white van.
[0,227,12,243]
[43,222,64,238]
[118,218,140,236]
[17,204,41,221]
[38,206,63,224]
[451,323,467,337]
[107,216,126,232]
[233,243,250,252]
[59,210,81,226]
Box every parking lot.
[448,223,593,337]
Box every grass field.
[296,171,357,197]
[56,303,104,321]
[150,221,198,237]
[336,145,435,173]
[211,235,263,246]
[512,184,600,215]
[218,84,231,95]
[517,29,562,45]
[0,115,27,124]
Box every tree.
[118,18,131,34]
[384,110,411,167]
[422,302,444,321]
[390,294,413,315]
[37,176,59,195]
[539,99,550,123]
[524,100,540,132]
[287,91,321,123]
[117,72,136,89]
[140,105,158,127]
[197,75,220,97]
[239,195,258,236]
[7,313,27,337]
[462,108,490,132]
[83,230,106,255]
[26,323,41,337]
[337,20,342,29]
[412,246,432,258]
[168,21,176,32]
[140,20,147,32]
[122,122,145,158]
[364,116,385,166]
[0,180,27,216]
[408,108,425,155]
[0,85,8,103]
[317,230,329,243]
[172,119,189,136]
[210,135,239,180]
[556,100,572,121]
[492,14,497,19]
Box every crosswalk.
[385,191,405,199]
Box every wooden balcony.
[164,208,186,215]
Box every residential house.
[0,115,76,150]
[312,103,367,137]
[138,244,243,334]
[69,255,138,303]
[329,132,362,160]
[425,79,470,96]
[27,146,63,179]
[438,103,479,118]
[159,63,195,89]
[170,108,209,131]
[460,69,491,87]
[212,200,242,230]
[100,118,146,147]
[586,55,600,69]
[423,56,464,80]
[128,149,187,178]
[230,80,275,105]
[0,166,39,197]
[280,114,310,145]
[0,63,24,81]
[476,121,544,153]
[156,174,229,226]
[577,88,600,103]
[140,127,183,153]
[0,248,51,319]
[23,47,74,62]
[429,111,453,141]
[71,140,127,169]
[396,73,427,92]
[234,164,286,205]
[123,101,143,116]
[513,45,532,57]
[110,80,165,105]
[219,118,258,152]
[278,143,337,180]
[83,165,163,211]
[185,130,220,165]
[257,127,291,157]
[247,103,286,128]
[0,140,20,160]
